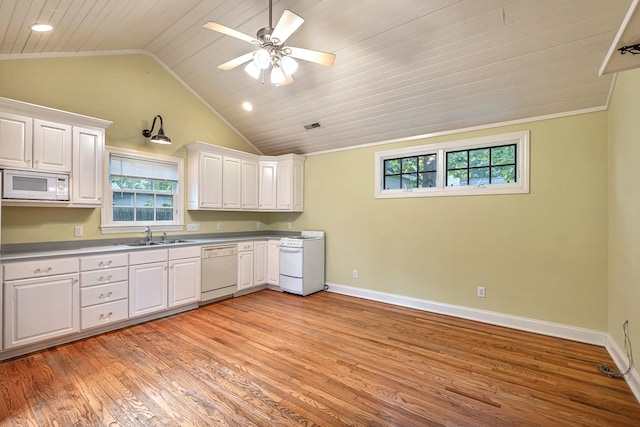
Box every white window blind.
[110,155,178,181]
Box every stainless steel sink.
[125,239,195,247]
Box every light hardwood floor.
[1,290,639,426]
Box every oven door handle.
[280,247,303,253]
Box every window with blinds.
[102,148,184,231]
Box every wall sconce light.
[142,115,172,144]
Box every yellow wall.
[0,53,613,333]
[0,54,271,243]
[275,112,609,330]
[607,68,640,376]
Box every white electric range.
[279,231,325,296]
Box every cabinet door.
[223,156,241,209]
[200,153,222,209]
[242,159,259,210]
[129,262,168,317]
[254,241,267,286]
[168,257,201,308]
[33,119,72,172]
[0,112,32,169]
[72,126,104,206]
[267,240,280,285]
[291,161,304,212]
[4,273,80,349]
[237,250,254,290]
[259,161,277,210]
[277,160,292,210]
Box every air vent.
[304,122,322,130]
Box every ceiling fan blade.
[203,21,258,45]
[281,73,294,86]
[218,52,255,71]
[288,47,336,67]
[271,10,304,44]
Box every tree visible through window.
[384,154,437,190]
[446,144,516,186]
[109,154,179,224]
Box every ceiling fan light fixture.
[271,66,285,85]
[244,61,261,79]
[254,49,271,69]
[281,56,298,75]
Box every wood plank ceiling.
[0,0,632,155]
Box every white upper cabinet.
[0,112,33,169]
[32,119,72,172]
[259,161,277,210]
[242,159,259,210]
[185,141,304,212]
[71,127,104,206]
[223,156,241,209]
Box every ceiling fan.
[203,0,336,85]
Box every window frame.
[101,146,185,234]
[374,131,529,199]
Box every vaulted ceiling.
[0,0,633,155]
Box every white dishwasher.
[200,245,237,304]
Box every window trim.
[101,146,185,234]
[374,131,529,199]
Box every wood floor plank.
[1,289,639,426]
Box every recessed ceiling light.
[31,23,53,32]
[242,102,253,112]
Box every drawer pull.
[98,260,113,267]
[99,312,113,320]
[98,292,113,299]
[33,267,53,274]
[98,275,113,282]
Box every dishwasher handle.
[202,245,237,258]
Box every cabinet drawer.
[238,241,254,251]
[169,245,201,260]
[80,253,127,271]
[81,281,128,307]
[4,257,78,281]
[81,299,128,330]
[129,249,167,265]
[80,267,128,287]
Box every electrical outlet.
[287,223,292,230]
[74,225,83,237]
[187,223,200,231]
[353,269,358,279]
[216,222,222,231]
[256,221,262,229]
[477,286,486,298]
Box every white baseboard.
[326,283,607,345]
[606,336,640,403]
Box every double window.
[375,131,529,198]
[101,147,184,233]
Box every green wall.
[279,112,609,331]
[0,54,271,243]
[608,67,640,375]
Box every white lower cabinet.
[3,256,80,349]
[237,242,254,291]
[79,253,128,330]
[168,246,201,308]
[129,250,169,318]
[254,240,267,286]
[267,239,280,286]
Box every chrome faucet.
[144,226,153,243]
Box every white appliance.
[280,231,325,296]
[200,244,238,304]
[2,169,69,201]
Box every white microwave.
[2,169,69,201]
